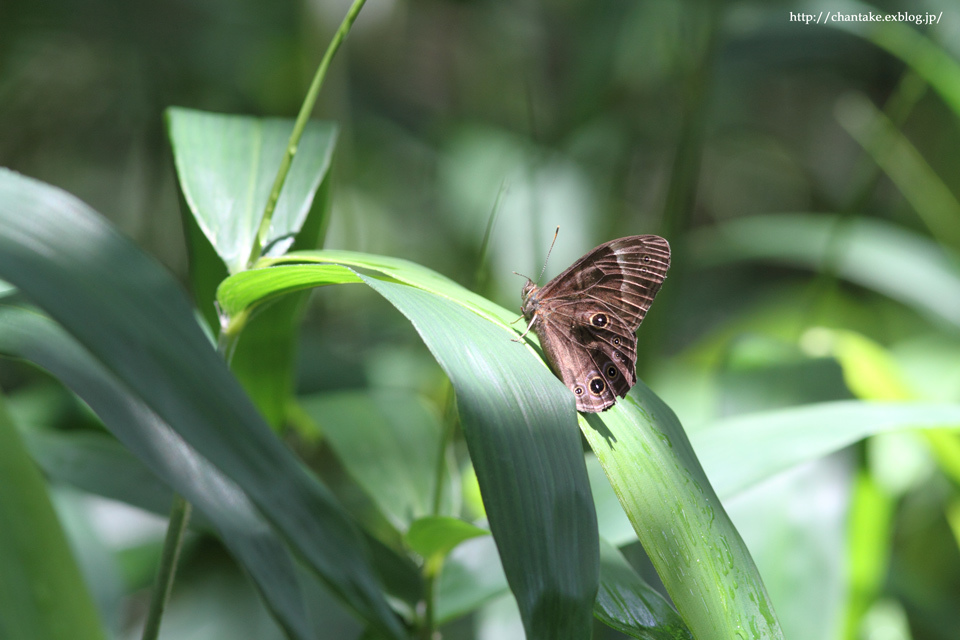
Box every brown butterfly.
[516,233,670,412]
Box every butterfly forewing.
[521,234,670,413]
[539,235,670,330]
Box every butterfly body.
[519,235,670,413]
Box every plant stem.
[430,383,457,516]
[420,573,437,640]
[248,0,368,267]
[140,494,192,640]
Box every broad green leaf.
[594,539,692,640]
[405,517,488,570]
[361,277,598,640]
[692,401,960,499]
[302,390,452,531]
[0,305,380,640]
[227,175,335,427]
[0,170,404,640]
[582,391,785,640]
[436,536,509,625]
[690,214,960,328]
[228,292,308,427]
[219,264,362,318]
[21,414,423,627]
[725,456,852,640]
[220,252,600,638]
[22,428,177,520]
[219,254,784,639]
[166,107,338,274]
[0,394,106,640]
[169,109,336,428]
[257,250,512,325]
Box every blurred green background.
[3,0,960,638]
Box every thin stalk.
[140,494,192,640]
[430,382,457,516]
[473,181,508,293]
[420,574,437,640]
[420,383,458,640]
[247,0,367,267]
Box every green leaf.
[842,470,895,639]
[405,517,488,567]
[256,250,512,324]
[692,401,960,499]
[219,264,362,317]
[0,394,107,640]
[219,251,600,639]
[22,428,177,520]
[302,390,451,531]
[0,305,379,640]
[724,456,852,640]
[0,169,404,640]
[169,109,336,428]
[582,390,785,639]
[691,213,960,328]
[436,536,509,624]
[218,253,786,639]
[594,539,692,640]
[229,292,308,427]
[166,107,338,274]
[361,277,598,640]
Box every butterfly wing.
[538,235,670,331]
[531,235,670,412]
[534,316,638,412]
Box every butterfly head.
[520,278,540,315]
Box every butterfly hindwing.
[535,316,632,412]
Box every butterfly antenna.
[535,226,560,284]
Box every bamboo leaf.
[690,214,960,328]
[0,169,405,640]
[361,277,598,640]
[166,107,337,274]
[406,517,488,561]
[168,110,336,427]
[0,394,107,640]
[692,401,960,499]
[218,252,784,639]
[582,391,785,639]
[594,539,692,640]
[302,390,451,531]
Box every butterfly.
[516,233,670,412]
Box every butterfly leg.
[511,314,537,343]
